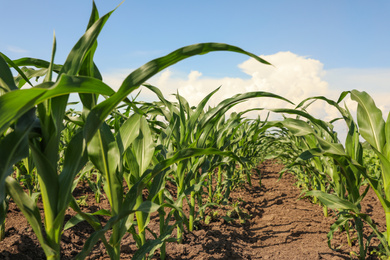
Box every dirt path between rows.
[0,160,385,259]
[164,160,354,260]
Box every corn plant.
[84,111,175,259]
[0,195,9,241]
[0,8,115,259]
[14,152,39,197]
[341,90,390,256]
[226,114,270,188]
[293,94,385,258]
[261,101,373,258]
[141,84,291,238]
[363,147,382,180]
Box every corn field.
[1,3,389,260]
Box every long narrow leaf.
[84,43,274,142]
[5,176,56,258]
[351,90,385,152]
[306,190,359,213]
[0,74,115,135]
[58,131,88,211]
[0,109,36,202]
[59,6,115,76]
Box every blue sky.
[2,1,390,72]
[1,0,390,130]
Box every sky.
[1,1,390,139]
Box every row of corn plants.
[261,92,390,259]
[0,2,292,259]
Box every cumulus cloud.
[140,51,340,121]
[101,51,390,141]
[102,68,134,91]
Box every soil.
[0,160,386,259]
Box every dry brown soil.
[0,160,386,259]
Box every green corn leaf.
[116,113,142,154]
[372,148,390,198]
[0,74,115,136]
[327,214,352,250]
[356,213,390,255]
[272,118,346,156]
[177,94,189,145]
[316,138,345,156]
[14,68,49,88]
[384,112,390,159]
[58,131,88,212]
[124,149,140,184]
[29,143,59,219]
[78,1,102,110]
[196,91,292,148]
[125,147,243,204]
[63,214,86,231]
[64,209,111,231]
[135,201,161,214]
[84,43,274,142]
[11,57,62,72]
[200,91,293,130]
[271,108,335,138]
[0,55,16,93]
[134,116,155,176]
[59,5,115,76]
[91,208,112,216]
[0,199,7,238]
[344,106,361,160]
[132,225,175,260]
[44,31,57,83]
[88,123,120,178]
[88,123,122,216]
[5,176,57,258]
[175,92,191,119]
[336,91,350,103]
[296,95,349,121]
[86,1,100,30]
[276,118,315,136]
[75,200,160,260]
[0,109,36,203]
[142,84,173,110]
[69,198,103,231]
[187,87,221,142]
[147,170,167,202]
[351,90,385,152]
[305,190,360,213]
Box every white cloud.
[141,51,338,121]
[101,51,390,142]
[102,68,134,91]
[237,51,336,119]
